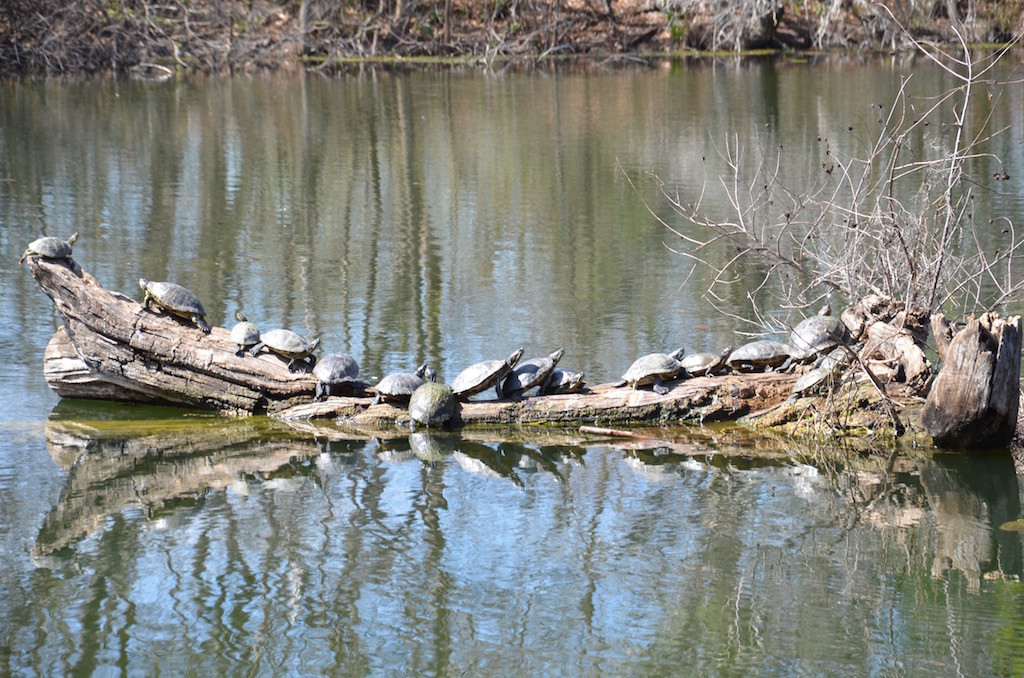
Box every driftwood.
[921,313,1022,449]
[27,255,799,426]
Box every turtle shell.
[260,329,319,359]
[20,232,77,263]
[621,348,686,387]
[409,381,456,426]
[538,368,586,395]
[788,315,850,361]
[725,340,791,372]
[230,313,260,351]
[679,346,732,377]
[374,363,428,400]
[451,348,524,399]
[314,353,359,385]
[500,348,564,398]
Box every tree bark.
[921,312,1022,449]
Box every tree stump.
[921,313,1022,449]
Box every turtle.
[788,314,851,364]
[679,346,733,377]
[313,353,361,399]
[538,368,586,395]
[372,363,432,405]
[618,348,688,395]
[139,278,212,333]
[725,340,791,372]
[450,348,524,401]
[408,378,456,427]
[230,312,260,356]
[19,232,78,265]
[499,348,564,399]
[789,348,850,399]
[250,328,321,372]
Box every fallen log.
[921,312,1022,449]
[27,254,801,425]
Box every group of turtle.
[21,232,853,425]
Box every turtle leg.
[249,342,266,357]
[193,315,212,334]
[235,345,245,357]
[307,354,317,368]
[371,393,382,406]
[287,358,299,372]
[315,381,324,401]
[652,377,669,396]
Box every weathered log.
[921,312,1022,449]
[276,372,799,426]
[28,256,317,413]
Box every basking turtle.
[19,232,78,265]
[450,348,524,401]
[230,312,260,356]
[790,347,850,399]
[499,348,564,399]
[408,378,456,427]
[618,348,688,395]
[725,340,790,372]
[788,314,850,363]
[250,328,321,372]
[139,278,212,333]
[679,346,733,377]
[313,353,361,400]
[372,363,431,405]
[537,368,586,395]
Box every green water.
[2,55,1024,674]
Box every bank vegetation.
[1,0,1022,76]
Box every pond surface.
[2,55,1024,674]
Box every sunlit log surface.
[29,255,801,425]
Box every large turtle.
[373,363,432,405]
[408,378,456,427]
[679,346,733,377]
[538,368,586,395]
[618,348,688,395]
[725,340,790,372]
[499,348,564,399]
[139,278,212,333]
[313,353,361,400]
[450,348,524,401]
[250,328,321,372]
[230,312,260,356]
[19,232,78,265]
[788,314,850,364]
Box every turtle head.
[308,337,321,352]
[67,232,79,246]
[235,311,247,322]
[138,278,150,292]
[423,365,438,383]
[720,345,733,358]
[507,347,524,367]
[414,362,429,378]
[817,304,831,316]
[669,347,686,360]
[550,348,565,363]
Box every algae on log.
[921,313,1022,449]
[28,256,316,413]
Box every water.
[2,55,1024,674]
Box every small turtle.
[790,348,849,399]
[499,348,564,399]
[451,348,524,401]
[230,312,260,356]
[313,353,361,400]
[250,328,321,372]
[788,314,850,363]
[409,378,456,427]
[679,346,733,377]
[19,232,78,265]
[725,340,791,372]
[537,368,586,395]
[618,348,688,395]
[139,278,212,333]
[373,363,431,405]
